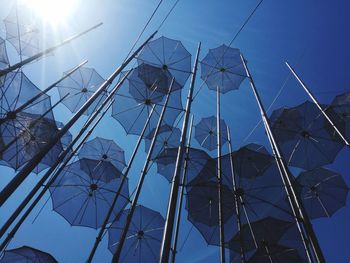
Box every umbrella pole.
[86,105,156,263]
[0,24,102,77]
[0,72,131,241]
[241,54,325,263]
[286,61,349,147]
[0,31,157,206]
[112,78,175,263]
[170,114,194,263]
[226,127,246,263]
[159,42,201,263]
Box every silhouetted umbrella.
[49,159,129,229]
[112,67,183,136]
[296,167,349,219]
[78,136,126,173]
[270,101,344,170]
[137,36,192,88]
[200,44,246,94]
[56,67,106,116]
[194,116,228,151]
[0,246,57,263]
[108,205,165,262]
[327,92,350,139]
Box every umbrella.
[78,136,126,173]
[200,44,246,94]
[0,246,57,263]
[79,158,124,183]
[56,67,106,116]
[49,159,129,229]
[270,100,344,170]
[327,91,350,139]
[296,167,349,219]
[247,244,306,263]
[194,116,228,151]
[112,67,183,136]
[108,205,165,262]
[137,36,192,88]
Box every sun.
[20,0,79,26]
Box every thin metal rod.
[112,78,175,263]
[0,24,102,77]
[216,85,225,263]
[286,61,349,147]
[226,127,246,263]
[86,105,156,263]
[0,31,157,206]
[0,71,131,240]
[170,114,194,263]
[241,54,325,263]
[159,42,201,263]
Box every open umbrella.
[327,91,350,139]
[0,246,57,263]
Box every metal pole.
[216,85,226,263]
[226,127,246,263]
[86,105,156,263]
[112,78,175,263]
[0,24,102,77]
[241,54,325,263]
[170,115,194,263]
[286,61,349,147]
[159,42,201,263]
[0,71,131,240]
[0,31,157,206]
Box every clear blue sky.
[0,0,349,262]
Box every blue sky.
[0,0,349,262]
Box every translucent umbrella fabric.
[49,159,129,229]
[112,67,183,136]
[0,246,57,263]
[194,116,228,151]
[200,45,246,94]
[56,67,106,116]
[270,100,344,170]
[78,136,126,173]
[0,37,9,70]
[108,205,165,263]
[79,158,123,183]
[295,167,349,219]
[137,36,192,88]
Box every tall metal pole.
[0,31,157,206]
[86,105,156,263]
[286,61,349,147]
[241,54,325,263]
[170,115,194,263]
[0,71,131,241]
[112,79,175,263]
[0,24,102,77]
[216,85,226,263]
[159,42,201,263]
[226,127,246,263]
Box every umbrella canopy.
[78,136,126,173]
[296,167,349,219]
[194,116,228,151]
[200,44,246,94]
[79,158,123,183]
[112,67,183,136]
[49,159,129,229]
[327,91,350,139]
[270,100,344,170]
[137,36,192,88]
[56,67,106,116]
[0,36,9,71]
[108,205,165,263]
[0,246,57,263]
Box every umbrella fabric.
[270,100,344,170]
[0,37,9,71]
[137,36,192,88]
[56,67,106,116]
[108,205,165,263]
[0,246,58,263]
[79,158,124,183]
[194,116,228,151]
[78,136,126,173]
[296,167,349,219]
[200,44,246,94]
[50,159,129,229]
